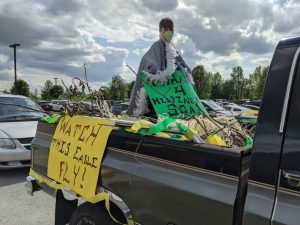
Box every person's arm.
[175,50,195,86]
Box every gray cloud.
[238,34,274,54]
[0,14,47,48]
[43,0,83,15]
[0,0,299,92]
[140,0,178,12]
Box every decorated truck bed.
[30,116,251,225]
[27,37,300,225]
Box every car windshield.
[0,96,44,121]
[202,100,226,111]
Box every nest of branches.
[57,77,253,148]
[176,115,252,148]
[61,77,114,118]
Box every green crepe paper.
[138,117,194,140]
[243,137,254,147]
[238,117,257,124]
[41,114,62,124]
[141,69,209,118]
[139,117,174,136]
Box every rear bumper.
[0,148,30,169]
[26,170,56,197]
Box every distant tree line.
[192,65,269,100]
[8,64,269,102]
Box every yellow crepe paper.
[207,134,227,147]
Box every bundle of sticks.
[176,116,252,148]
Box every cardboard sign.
[47,115,114,200]
[141,70,209,118]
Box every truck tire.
[69,202,118,225]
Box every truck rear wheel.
[69,202,117,225]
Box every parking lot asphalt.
[0,168,55,225]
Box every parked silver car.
[0,94,45,168]
[201,100,232,116]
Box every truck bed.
[31,121,251,225]
[32,121,250,178]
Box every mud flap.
[55,190,78,225]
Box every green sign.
[141,70,209,118]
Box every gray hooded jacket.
[127,37,194,116]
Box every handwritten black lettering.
[183,97,190,104]
[51,138,57,148]
[59,161,65,179]
[82,167,86,181]
[85,125,102,146]
[66,143,71,156]
[167,104,178,117]
[63,162,70,184]
[55,139,61,151]
[169,75,180,85]
[78,125,90,142]
[174,85,186,95]
[175,96,182,103]
[73,164,80,186]
[73,124,82,137]
[65,124,72,136]
[73,146,81,161]
[179,105,188,114]
[92,157,98,169]
[59,117,70,133]
[159,98,167,104]
[59,141,66,154]
[151,97,160,105]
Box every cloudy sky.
[0,0,299,94]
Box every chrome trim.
[279,46,300,133]
[102,188,135,225]
[25,176,35,196]
[283,170,300,181]
[61,188,80,201]
[271,169,282,224]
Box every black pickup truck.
[27,36,300,225]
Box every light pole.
[83,64,89,88]
[9,43,21,83]
[54,77,59,86]
[83,63,93,106]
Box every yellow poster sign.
[47,115,114,200]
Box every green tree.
[259,66,269,97]
[127,81,135,99]
[192,65,212,99]
[230,66,246,100]
[108,75,127,101]
[211,72,223,99]
[242,78,253,99]
[49,85,64,99]
[41,80,53,100]
[10,79,30,97]
[221,80,233,100]
[249,66,269,99]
